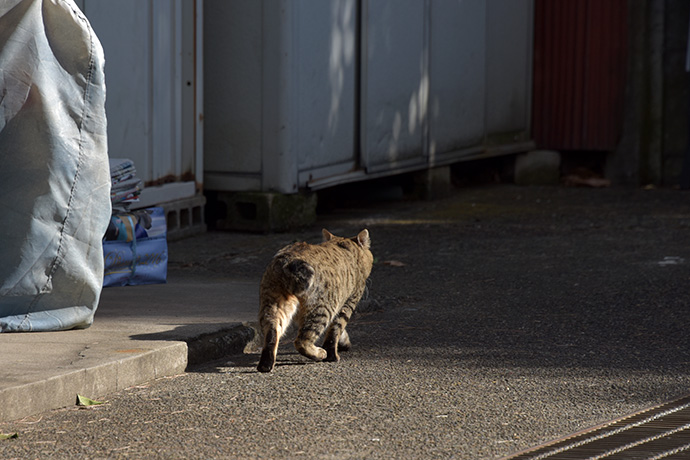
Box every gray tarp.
[0,0,110,331]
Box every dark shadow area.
[131,323,256,368]
[450,155,516,187]
[130,323,249,342]
[316,175,413,214]
[186,352,257,373]
[188,347,319,374]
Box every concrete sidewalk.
[0,275,259,423]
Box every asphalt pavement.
[1,184,690,459]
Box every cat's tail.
[282,259,315,294]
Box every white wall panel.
[294,0,357,172]
[486,0,533,136]
[362,0,427,169]
[79,0,201,197]
[429,0,486,156]
[204,0,263,176]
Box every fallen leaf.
[0,433,18,440]
[77,395,105,406]
[382,260,406,267]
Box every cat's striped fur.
[257,229,373,372]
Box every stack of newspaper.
[109,158,142,212]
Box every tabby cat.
[257,229,373,372]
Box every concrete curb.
[0,324,261,423]
[0,342,187,423]
[186,323,258,367]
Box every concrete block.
[215,191,317,232]
[515,150,562,186]
[414,166,452,200]
[158,194,207,241]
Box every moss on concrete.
[214,191,317,232]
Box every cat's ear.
[322,228,335,241]
[356,229,370,249]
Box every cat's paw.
[295,341,327,361]
[257,362,273,372]
[257,349,276,372]
[325,349,340,362]
[313,347,327,361]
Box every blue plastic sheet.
[0,0,111,331]
[103,208,168,287]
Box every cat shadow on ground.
[187,350,313,374]
[131,323,342,374]
[130,322,258,368]
[129,323,249,343]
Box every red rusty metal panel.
[533,0,628,151]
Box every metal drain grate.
[506,395,690,460]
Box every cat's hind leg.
[323,296,358,362]
[337,329,351,351]
[294,306,330,361]
[257,294,298,372]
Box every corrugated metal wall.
[532,0,628,151]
